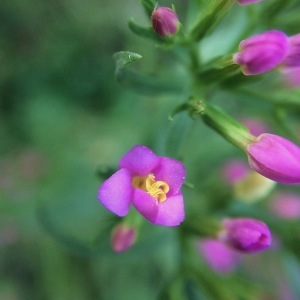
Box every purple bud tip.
[220,218,272,253]
[233,30,289,75]
[151,7,179,37]
[247,133,300,184]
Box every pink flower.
[269,192,300,219]
[111,224,137,252]
[219,218,272,253]
[197,239,240,273]
[233,30,289,75]
[151,7,179,37]
[246,134,300,184]
[237,0,264,5]
[98,145,186,226]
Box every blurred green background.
[1,0,300,299]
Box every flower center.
[132,174,170,203]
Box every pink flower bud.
[151,7,179,37]
[111,224,136,253]
[197,239,240,274]
[269,192,300,219]
[246,134,300,184]
[219,218,272,253]
[237,0,264,5]
[233,30,289,75]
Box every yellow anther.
[132,174,170,203]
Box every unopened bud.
[151,7,179,37]
[111,224,136,253]
[219,218,272,253]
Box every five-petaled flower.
[98,145,186,226]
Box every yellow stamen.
[132,174,170,203]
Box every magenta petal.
[132,188,158,223]
[119,145,160,176]
[155,193,185,226]
[98,168,132,216]
[153,157,186,196]
[247,134,300,184]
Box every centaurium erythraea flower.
[233,30,289,75]
[219,218,272,253]
[151,7,179,37]
[246,134,300,184]
[98,145,186,226]
[197,239,240,274]
[237,0,264,5]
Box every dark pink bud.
[151,7,179,37]
[247,134,300,184]
[219,218,271,253]
[233,30,289,75]
[111,224,136,253]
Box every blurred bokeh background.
[1,0,300,299]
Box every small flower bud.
[197,239,240,274]
[246,133,300,184]
[151,7,179,37]
[237,0,264,5]
[111,224,136,253]
[269,192,300,219]
[233,30,289,75]
[219,218,272,253]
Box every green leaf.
[140,0,156,18]
[128,18,164,42]
[189,0,235,42]
[113,51,187,95]
[113,51,142,70]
